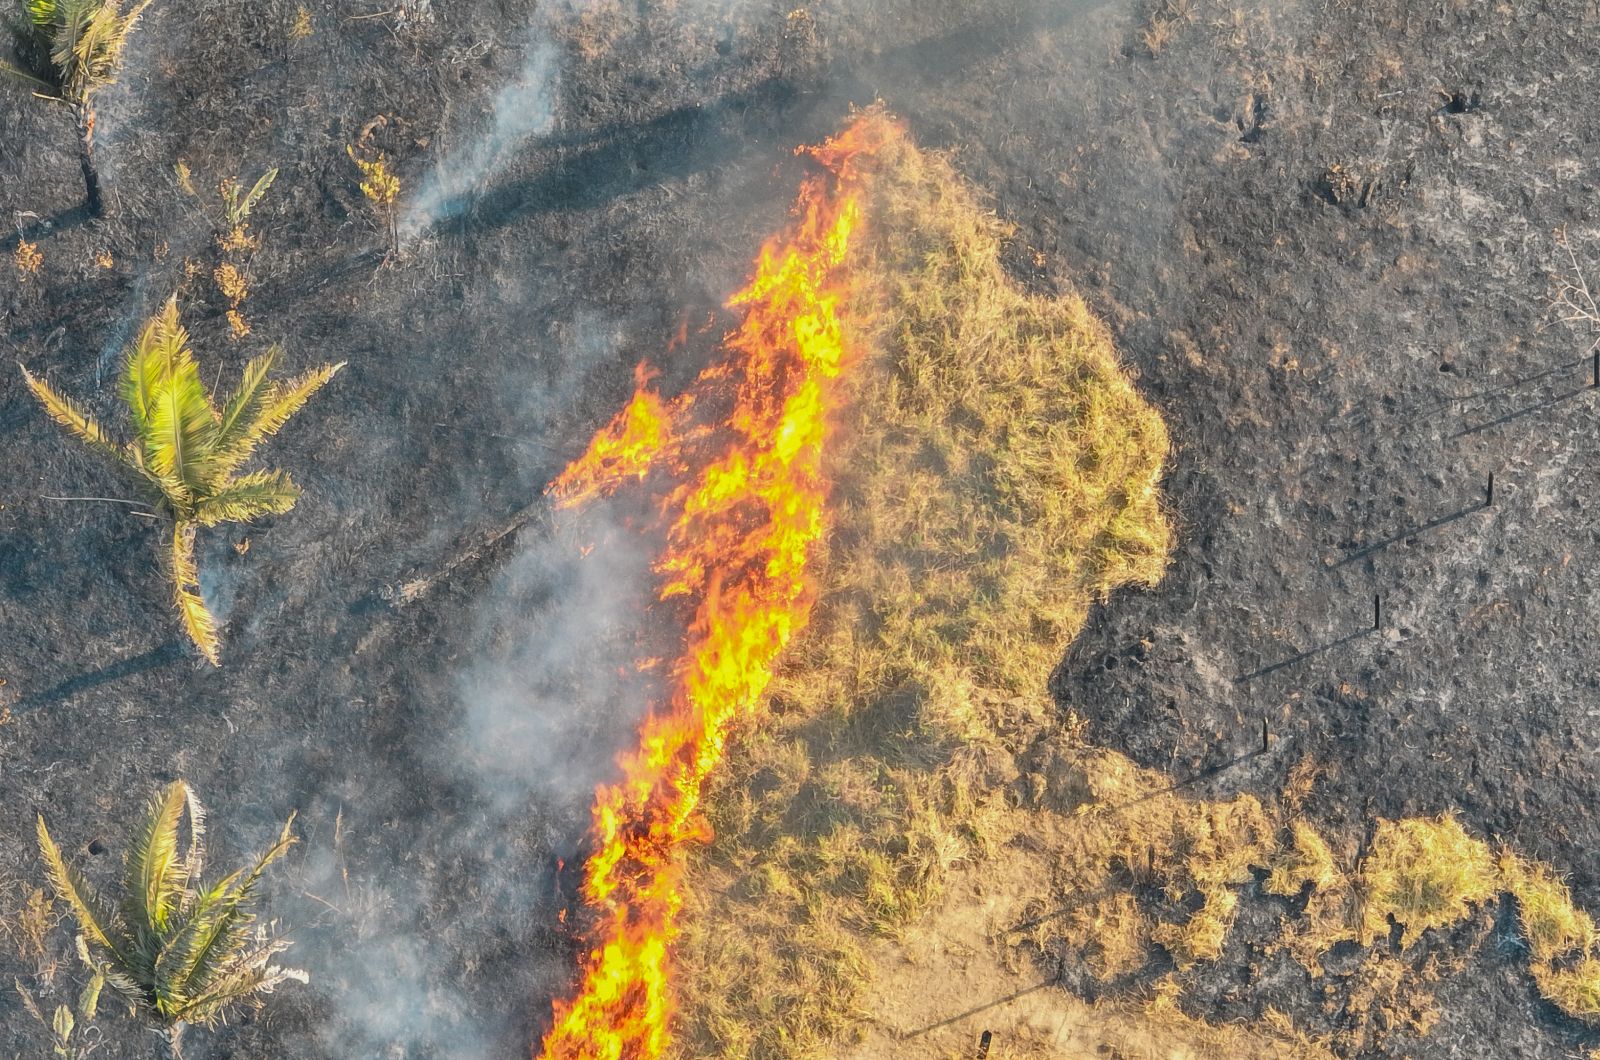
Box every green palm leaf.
[0,58,56,90]
[36,784,305,1039]
[152,871,236,1008]
[179,940,303,1026]
[194,469,301,527]
[145,368,216,507]
[121,780,188,945]
[209,346,279,472]
[176,785,207,915]
[20,0,151,99]
[212,361,344,478]
[48,0,95,97]
[120,299,185,435]
[19,364,124,462]
[226,166,277,225]
[25,0,58,29]
[25,296,338,665]
[165,815,295,1005]
[135,302,218,509]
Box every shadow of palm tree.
[13,640,186,713]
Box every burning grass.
[536,109,1600,1056]
[666,112,1600,1056]
[538,116,890,1059]
[674,111,1176,1058]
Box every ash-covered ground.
[2,0,1598,1056]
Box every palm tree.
[2,0,158,215]
[21,295,343,665]
[36,780,306,1060]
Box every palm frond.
[177,933,298,1027]
[210,346,279,465]
[142,294,190,369]
[86,0,151,91]
[127,296,219,509]
[35,817,126,962]
[31,296,337,663]
[165,814,296,1006]
[142,355,217,512]
[8,0,153,101]
[121,780,188,947]
[112,0,154,40]
[48,0,139,99]
[73,937,106,1019]
[151,870,234,1005]
[169,521,220,665]
[177,784,207,916]
[225,166,277,225]
[212,361,343,476]
[13,978,46,1026]
[20,364,124,461]
[0,58,57,91]
[42,786,304,1034]
[194,469,301,527]
[47,0,97,98]
[24,0,59,30]
[120,300,183,435]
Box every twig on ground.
[40,495,159,518]
[385,502,550,606]
[1548,228,1600,355]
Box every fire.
[549,363,684,511]
[538,114,894,1059]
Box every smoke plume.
[400,40,561,241]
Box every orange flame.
[538,115,892,1059]
[549,362,684,510]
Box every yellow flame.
[538,115,893,1059]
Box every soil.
[3,0,1600,1056]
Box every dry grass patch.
[671,110,1600,1057]
[1502,853,1597,963]
[1266,820,1338,899]
[674,112,1174,1058]
[1502,853,1600,1025]
[1357,814,1498,947]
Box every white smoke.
[400,40,562,241]
[456,511,664,813]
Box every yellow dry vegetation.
[1264,819,1355,976]
[1357,814,1497,947]
[1265,819,1338,899]
[1002,746,1275,1002]
[678,110,1188,1058]
[1502,854,1600,1024]
[671,109,1600,1058]
[1502,853,1596,963]
[1264,816,1600,1036]
[14,239,42,276]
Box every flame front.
[539,116,892,1059]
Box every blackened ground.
[1,0,1597,1056]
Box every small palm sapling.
[21,296,343,663]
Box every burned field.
[4,0,1600,1057]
